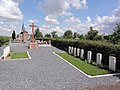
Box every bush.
[51,39,120,71]
[0,36,10,46]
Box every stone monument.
[29,23,38,49]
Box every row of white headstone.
[68,46,116,72]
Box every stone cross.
[29,23,37,43]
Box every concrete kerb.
[0,51,31,61]
[53,52,120,78]
[0,55,3,59]
[39,45,51,47]
[27,51,31,59]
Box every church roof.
[21,23,28,34]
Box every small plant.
[84,60,88,63]
[81,57,86,61]
[98,64,104,69]
[91,61,97,66]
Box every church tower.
[20,23,28,42]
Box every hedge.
[0,36,10,46]
[51,39,120,71]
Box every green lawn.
[11,52,29,59]
[56,53,109,76]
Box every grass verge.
[11,52,29,59]
[56,52,109,76]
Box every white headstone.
[68,46,71,54]
[77,48,80,57]
[87,51,92,63]
[80,49,84,58]
[74,48,76,57]
[96,53,102,65]
[71,47,73,54]
[109,56,116,72]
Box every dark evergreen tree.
[12,30,16,40]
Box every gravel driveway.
[0,43,119,90]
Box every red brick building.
[20,23,28,42]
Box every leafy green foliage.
[73,32,78,39]
[63,30,73,38]
[103,22,120,44]
[51,31,58,38]
[86,27,99,40]
[0,36,10,46]
[111,22,120,44]
[34,27,43,39]
[44,34,51,38]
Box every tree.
[112,22,120,44]
[73,32,78,39]
[78,34,86,40]
[39,32,43,37]
[34,27,43,39]
[86,27,98,40]
[63,30,73,38]
[44,34,51,38]
[12,30,16,40]
[51,31,58,38]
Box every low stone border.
[0,55,3,59]
[27,51,31,59]
[0,51,31,61]
[39,44,51,47]
[53,52,120,78]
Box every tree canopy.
[34,27,43,39]
[44,34,51,38]
[86,27,99,40]
[63,30,73,38]
[51,31,58,38]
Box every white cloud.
[65,16,81,24]
[65,16,91,34]
[45,15,59,25]
[64,0,120,35]
[29,19,39,23]
[112,0,120,17]
[38,0,87,17]
[0,0,23,36]
[86,16,91,22]
[0,0,23,20]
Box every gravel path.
[0,43,119,90]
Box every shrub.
[0,36,10,46]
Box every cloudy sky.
[0,0,120,36]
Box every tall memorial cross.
[29,23,37,43]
